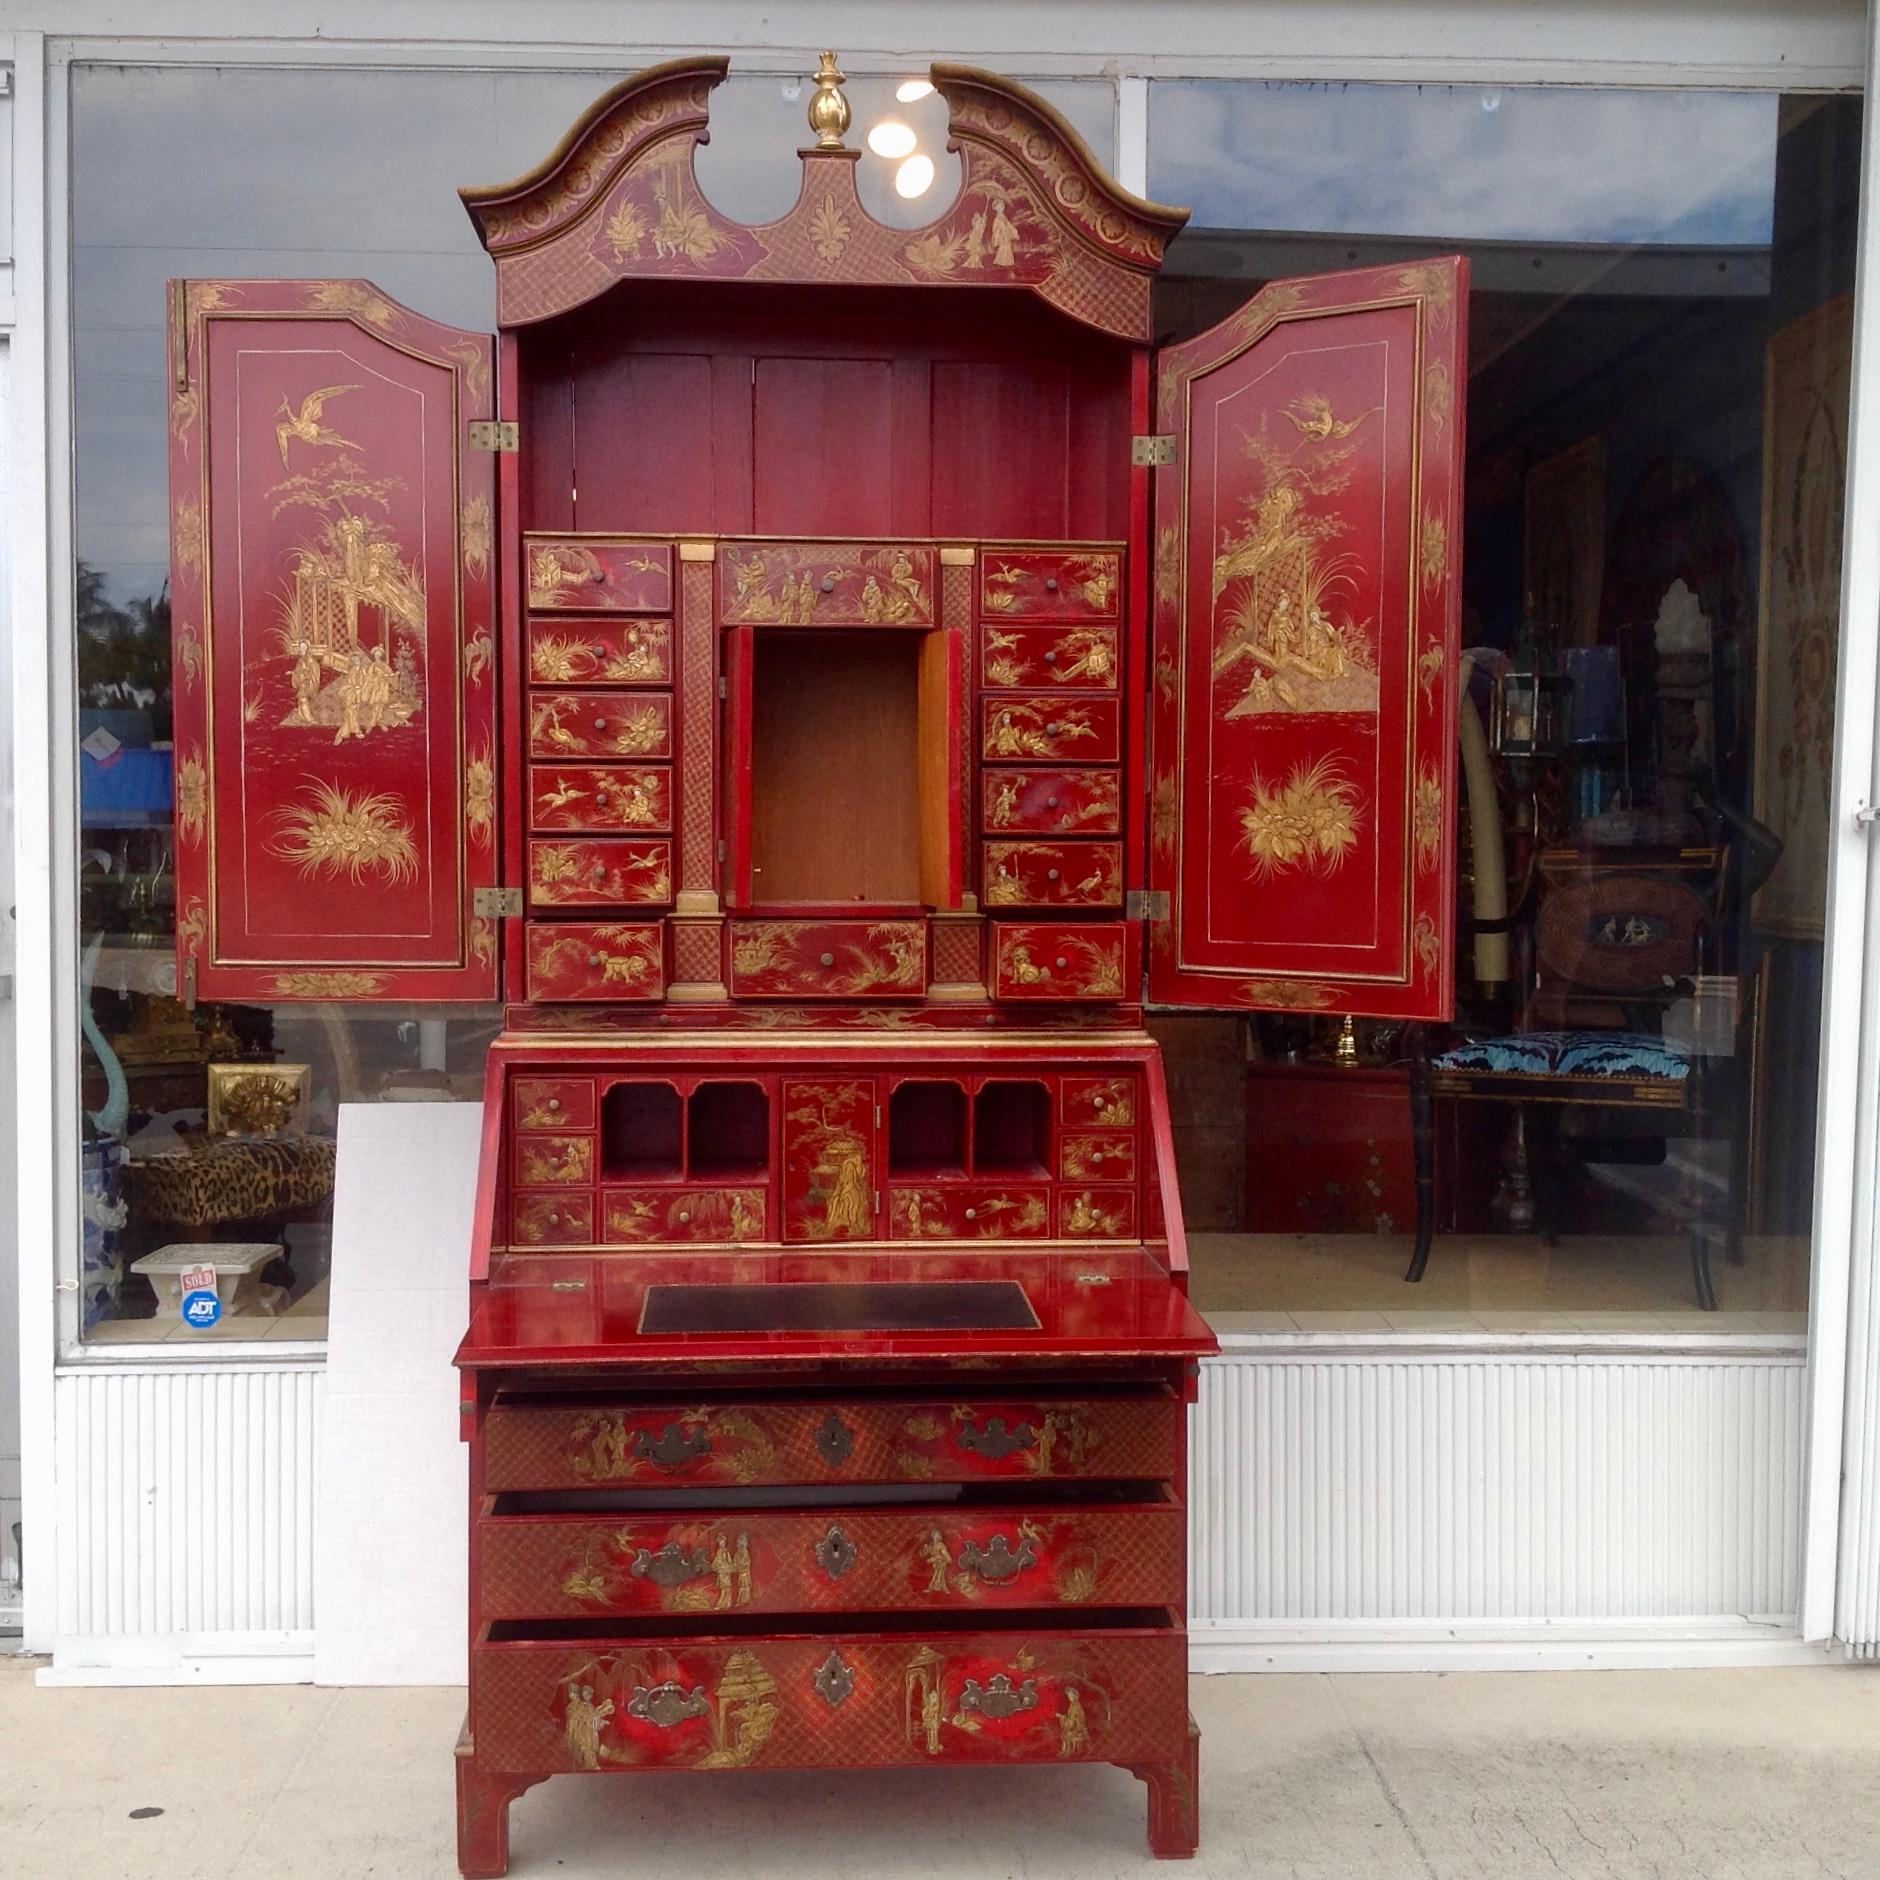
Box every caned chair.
[1405,848,1745,1309]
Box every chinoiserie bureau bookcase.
[165,53,1466,1876]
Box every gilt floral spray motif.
[1150,257,1464,1016]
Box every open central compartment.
[746,626,954,908]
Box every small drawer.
[1058,1133,1139,1183]
[980,546,1122,619]
[981,623,1119,690]
[719,541,936,627]
[525,537,673,613]
[512,1135,595,1190]
[983,841,1123,910]
[888,1184,1051,1240]
[728,919,926,999]
[528,764,672,834]
[471,1626,1184,1775]
[477,1501,1184,1621]
[524,922,665,1002]
[527,837,672,910]
[1063,1074,1139,1130]
[602,1187,768,1245]
[981,695,1120,764]
[482,1393,1180,1492]
[510,1191,594,1247]
[983,767,1120,836]
[1059,1186,1139,1240]
[990,923,1130,1001]
[529,690,672,761]
[527,616,673,687]
[513,1077,598,1132]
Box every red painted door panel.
[1148,258,1467,1019]
[167,278,498,1001]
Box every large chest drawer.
[473,1624,1184,1775]
[479,1501,1183,1620]
[481,1394,1180,1492]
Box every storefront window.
[67,60,1115,1347]
[1151,83,1857,1330]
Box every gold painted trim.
[458,55,728,210]
[930,62,1190,233]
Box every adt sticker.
[180,1288,222,1330]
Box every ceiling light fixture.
[866,120,918,160]
[896,78,935,103]
[894,153,937,199]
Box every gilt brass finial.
[1334,1014,1360,1066]
[807,50,851,150]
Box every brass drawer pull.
[627,1680,710,1729]
[959,1672,1039,1720]
[956,1414,1034,1460]
[958,1532,1039,1582]
[629,1540,711,1587]
[631,1423,712,1471]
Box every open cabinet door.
[167,279,499,1002]
[1147,258,1467,1019]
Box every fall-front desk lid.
[457,1250,1215,1368]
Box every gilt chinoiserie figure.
[166,51,1466,1875]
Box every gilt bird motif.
[1283,393,1377,442]
[275,384,361,467]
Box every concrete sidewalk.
[4,1655,1878,1877]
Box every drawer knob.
[1046,796,1059,808]
[959,1671,1041,1720]
[819,951,836,967]
[591,644,608,658]
[1054,957,1068,970]
[630,1423,712,1471]
[820,575,836,593]
[593,718,608,732]
[956,1414,1035,1460]
[1043,649,1058,664]
[958,1531,1040,1583]
[626,1681,711,1730]
[1090,1150,1104,1164]
[628,1540,711,1588]
[587,953,602,969]
[813,1647,856,1708]
[963,1206,977,1221]
[814,1523,858,1581]
[676,1209,692,1225]
[1046,868,1060,882]
[546,1097,561,1111]
[591,862,607,880]
[1092,1096,1107,1110]
[1045,722,1061,736]
[1044,576,1060,592]
[546,1212,561,1227]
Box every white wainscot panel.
[51,1364,321,1675]
[1189,1345,1807,1666]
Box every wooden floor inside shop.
[1187,1231,1810,1333]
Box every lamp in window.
[1490,655,1565,761]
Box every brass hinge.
[473,886,524,918]
[718,676,727,700]
[1131,434,1176,467]
[467,420,519,453]
[1126,889,1171,922]
[717,838,727,863]
[182,955,198,1009]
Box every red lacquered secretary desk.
[164,53,1466,1874]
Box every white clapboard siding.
[1191,1346,1805,1631]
